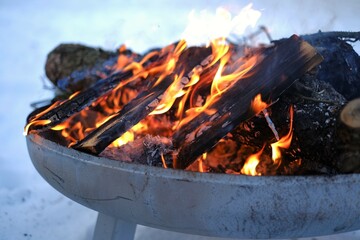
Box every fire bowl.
[27,134,360,239]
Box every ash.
[101,135,173,167]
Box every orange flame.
[111,121,148,147]
[251,94,268,114]
[270,106,294,166]
[25,5,303,176]
[199,153,207,172]
[176,45,259,130]
[241,146,264,176]
[23,119,51,135]
[161,153,168,168]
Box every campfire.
[25,7,360,176]
[24,5,360,239]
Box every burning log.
[173,35,323,169]
[26,70,134,133]
[73,46,212,154]
[26,42,197,134]
[336,98,360,173]
[25,29,360,175]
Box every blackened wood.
[73,47,212,155]
[301,31,360,100]
[173,35,323,169]
[27,49,175,133]
[336,98,360,173]
[72,76,173,154]
[27,70,133,133]
[301,31,360,43]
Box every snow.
[0,0,359,239]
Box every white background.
[1,0,359,239]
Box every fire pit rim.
[27,134,357,184]
[26,133,360,239]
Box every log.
[336,98,360,173]
[186,32,360,174]
[27,46,180,133]
[45,44,116,87]
[45,43,140,93]
[26,70,133,133]
[301,31,360,100]
[173,35,323,169]
[73,47,212,155]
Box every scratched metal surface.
[27,134,360,239]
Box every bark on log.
[336,98,360,173]
[45,44,120,93]
[173,35,323,169]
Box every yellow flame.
[270,106,294,165]
[111,121,148,147]
[112,131,135,147]
[251,94,268,114]
[161,153,168,169]
[150,74,187,115]
[199,153,207,172]
[241,147,264,176]
[24,119,51,135]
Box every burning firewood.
[173,35,323,169]
[25,43,178,133]
[25,30,360,176]
[73,46,212,154]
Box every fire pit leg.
[93,213,137,240]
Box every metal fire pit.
[27,134,360,239]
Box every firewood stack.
[26,31,360,175]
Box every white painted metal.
[93,213,137,240]
[26,134,360,239]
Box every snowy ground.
[0,0,359,239]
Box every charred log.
[27,70,133,133]
[301,31,360,100]
[73,47,212,155]
[173,35,323,169]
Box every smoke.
[110,0,359,53]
